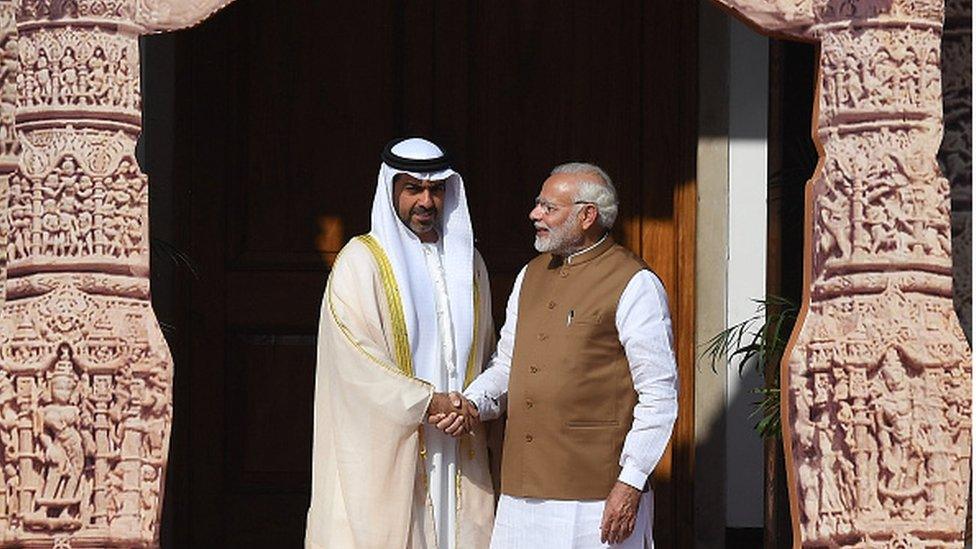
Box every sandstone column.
[0,1,233,547]
[711,0,972,546]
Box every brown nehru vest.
[501,236,647,500]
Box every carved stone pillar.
[711,0,972,546]
[0,1,233,547]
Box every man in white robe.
[305,138,495,549]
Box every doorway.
[144,1,697,546]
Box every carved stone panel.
[0,1,232,547]
[710,0,972,546]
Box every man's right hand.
[428,392,462,416]
[427,392,479,437]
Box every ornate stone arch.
[0,0,967,547]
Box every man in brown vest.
[447,163,679,548]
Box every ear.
[578,204,598,231]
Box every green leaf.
[700,294,798,438]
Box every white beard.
[534,215,582,255]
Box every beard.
[534,215,583,255]
[408,206,438,234]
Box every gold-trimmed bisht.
[355,234,415,377]
[332,234,485,547]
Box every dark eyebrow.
[405,180,447,190]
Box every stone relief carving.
[16,28,141,116]
[790,289,970,543]
[7,141,149,268]
[813,0,944,21]
[815,129,953,273]
[0,1,232,547]
[711,0,972,546]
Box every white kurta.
[464,246,679,549]
[420,241,461,549]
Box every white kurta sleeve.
[615,270,679,490]
[463,266,526,420]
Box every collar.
[566,233,609,264]
[548,233,613,268]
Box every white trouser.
[490,491,654,549]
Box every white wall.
[694,3,732,546]
[725,16,768,529]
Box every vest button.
[537,333,547,341]
[547,301,556,309]
[525,434,533,443]
[530,366,539,373]
[559,268,569,278]
[525,399,533,408]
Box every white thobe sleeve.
[463,266,526,420]
[615,270,679,490]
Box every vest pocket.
[563,423,618,497]
[565,419,619,428]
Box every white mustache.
[534,223,549,231]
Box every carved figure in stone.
[34,345,86,524]
[86,45,105,103]
[6,176,27,259]
[139,464,156,536]
[922,421,951,519]
[798,454,820,540]
[873,352,915,496]
[33,48,48,104]
[4,464,18,517]
[814,415,844,536]
[818,197,850,258]
[57,46,73,104]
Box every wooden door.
[155,1,696,547]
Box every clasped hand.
[426,391,479,437]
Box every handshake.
[426,391,480,437]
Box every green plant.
[700,295,798,438]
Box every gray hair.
[550,162,619,229]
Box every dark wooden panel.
[226,1,401,270]
[168,1,403,547]
[225,272,325,330]
[459,0,645,321]
[225,334,316,492]
[168,2,250,547]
